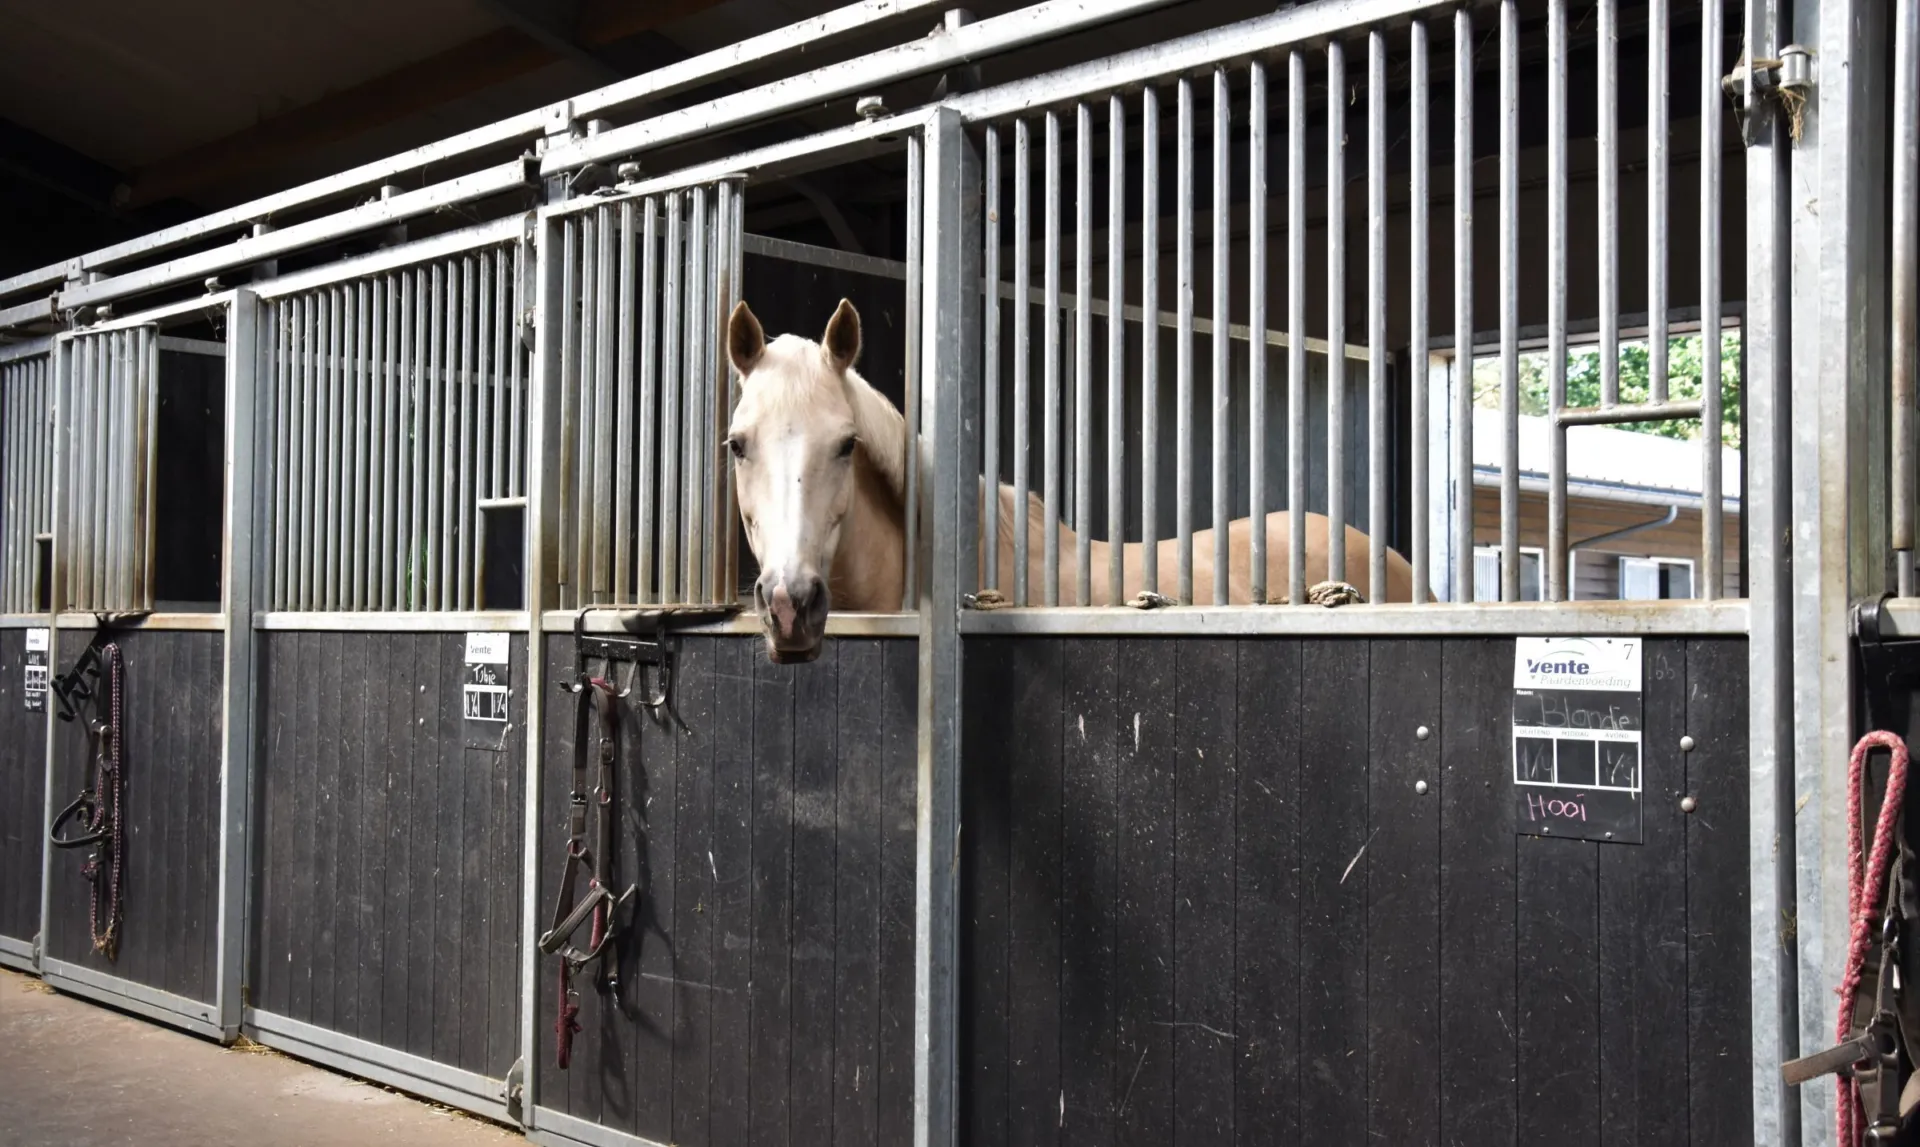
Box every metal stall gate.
[39,310,233,1039]
[0,339,54,972]
[244,220,535,1120]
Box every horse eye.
[726,436,747,461]
[836,436,858,459]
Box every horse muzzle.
[755,570,830,662]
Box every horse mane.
[840,365,910,504]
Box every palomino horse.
[725,298,1418,662]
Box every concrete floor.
[0,968,524,1147]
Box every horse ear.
[822,298,861,374]
[728,300,766,376]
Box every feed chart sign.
[1512,637,1642,844]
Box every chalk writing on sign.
[23,628,49,712]
[463,632,511,725]
[1512,637,1644,844]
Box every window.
[1473,545,1544,602]
[1620,556,1694,600]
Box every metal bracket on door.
[1723,43,1813,146]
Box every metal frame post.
[36,333,70,969]
[915,107,979,1147]
[1787,0,1891,1138]
[214,289,261,1039]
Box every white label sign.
[464,632,511,665]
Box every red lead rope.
[1839,730,1910,1145]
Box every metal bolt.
[616,162,642,183]
[1415,725,1431,741]
[1414,780,1429,795]
[856,95,889,120]
[1680,734,1696,752]
[1604,831,1614,839]
[1680,796,1697,813]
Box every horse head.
[726,298,909,663]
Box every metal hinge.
[502,1056,526,1122]
[1722,43,1813,146]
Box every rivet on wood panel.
[1680,796,1697,813]
[1679,734,1696,752]
[1415,725,1431,741]
[1414,779,1428,795]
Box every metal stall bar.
[1014,118,1032,606]
[138,326,157,612]
[1899,0,1920,596]
[1327,38,1348,588]
[558,221,581,609]
[402,271,422,610]
[615,203,637,601]
[638,197,661,605]
[1547,0,1570,600]
[1410,19,1429,604]
[1698,0,1724,600]
[660,195,683,604]
[717,179,743,602]
[1452,9,1474,602]
[324,288,343,610]
[1499,0,1520,601]
[436,263,456,611]
[593,207,615,604]
[1368,33,1388,600]
[684,189,708,603]
[1598,0,1619,409]
[1649,0,1671,405]
[1288,52,1308,606]
[1045,110,1064,606]
[1076,101,1094,607]
[906,141,925,610]
[355,282,373,610]
[1176,80,1195,604]
[1249,64,1269,607]
[1141,89,1160,597]
[984,127,1002,592]
[1211,68,1231,607]
[214,289,259,1037]
[1107,97,1126,606]
[460,256,479,609]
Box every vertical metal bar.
[984,125,1002,592]
[374,277,391,610]
[1175,78,1195,604]
[1044,110,1064,606]
[1327,39,1348,589]
[491,250,506,504]
[1107,98,1127,606]
[1452,9,1475,601]
[1075,101,1094,607]
[1500,0,1520,602]
[638,198,661,604]
[685,186,709,602]
[1014,118,1032,606]
[435,262,455,610]
[714,180,740,602]
[297,295,315,609]
[354,281,372,610]
[1142,89,1160,597]
[476,256,494,586]
[1649,0,1671,404]
[1898,0,1920,595]
[1368,33,1389,601]
[3,368,14,609]
[400,272,420,610]
[1211,68,1231,607]
[616,202,637,601]
[328,287,345,609]
[140,328,157,610]
[592,208,615,602]
[575,218,596,607]
[1548,0,1570,601]
[511,238,526,498]
[726,181,746,602]
[660,195,683,602]
[1249,63,1269,607]
[94,334,110,608]
[1598,0,1619,407]
[1699,0,1724,598]
[415,266,436,609]
[905,141,925,611]
[459,256,478,609]
[1288,51,1308,606]
[557,223,578,607]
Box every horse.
[725,298,1419,663]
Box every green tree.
[1472,331,1742,448]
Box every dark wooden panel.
[45,628,221,1004]
[1114,638,1177,1147]
[707,635,755,1145]
[1365,640,1442,1142]
[839,639,890,1147]
[1172,639,1237,1145]
[1059,639,1118,1146]
[1437,638,1518,1147]
[877,638,918,1145]
[0,628,49,945]
[1005,638,1062,1147]
[1684,639,1752,1146]
[751,652,798,1147]
[1297,639,1370,1147]
[791,643,839,1147]
[671,636,716,1147]
[1516,841,1601,1136]
[256,630,522,1078]
[1599,639,1688,1146]
[960,639,1013,1147]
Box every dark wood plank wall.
[45,628,222,1003]
[535,634,918,1147]
[0,628,49,945]
[253,631,524,1079]
[961,635,1752,1147]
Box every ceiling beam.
[119,0,727,209]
